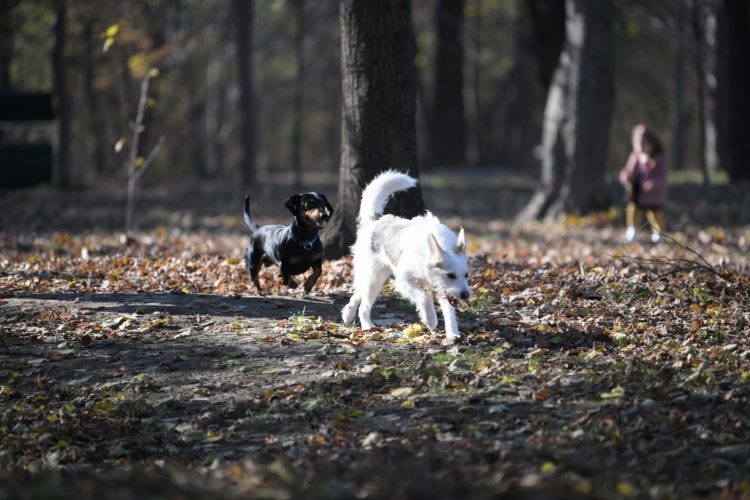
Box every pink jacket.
[619,151,668,207]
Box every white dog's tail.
[358,170,418,224]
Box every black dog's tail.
[243,195,260,234]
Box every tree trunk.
[0,0,18,90]
[516,0,614,222]
[323,0,426,259]
[53,0,72,189]
[702,0,720,176]
[291,0,306,191]
[431,0,466,167]
[486,0,564,169]
[82,19,109,175]
[717,0,750,182]
[692,0,710,188]
[671,0,686,174]
[527,0,566,91]
[234,0,256,188]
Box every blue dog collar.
[298,234,319,251]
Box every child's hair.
[640,128,663,157]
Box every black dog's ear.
[285,194,302,215]
[320,194,333,216]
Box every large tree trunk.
[291,0,306,191]
[234,0,256,188]
[0,0,18,90]
[53,0,72,189]
[82,19,110,175]
[486,0,564,169]
[430,0,466,167]
[527,0,566,91]
[671,0,686,175]
[692,0,709,188]
[702,0,720,177]
[717,0,750,182]
[516,0,614,222]
[323,0,426,259]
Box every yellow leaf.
[135,157,145,167]
[148,68,160,78]
[617,481,637,497]
[226,258,241,265]
[540,461,556,474]
[403,323,424,338]
[400,400,415,409]
[104,23,119,38]
[390,387,414,398]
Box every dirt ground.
[1,172,750,498]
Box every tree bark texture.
[717,0,750,182]
[671,0,686,174]
[0,0,18,90]
[291,0,306,191]
[324,0,425,259]
[234,0,256,188]
[431,0,466,166]
[53,0,72,189]
[516,0,614,222]
[82,19,110,175]
[527,0,566,91]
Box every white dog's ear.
[456,227,466,253]
[428,233,443,263]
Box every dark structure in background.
[234,0,257,189]
[431,0,466,167]
[717,0,750,182]
[0,93,55,188]
[324,0,425,259]
[52,0,71,189]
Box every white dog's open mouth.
[445,295,460,307]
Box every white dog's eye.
[446,272,456,279]
[464,273,469,278]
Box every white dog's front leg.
[394,277,437,330]
[438,297,459,339]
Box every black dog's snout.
[460,291,470,300]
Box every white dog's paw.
[442,334,459,346]
[341,304,356,326]
[422,310,438,331]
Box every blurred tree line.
[0,0,748,191]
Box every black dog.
[243,192,333,293]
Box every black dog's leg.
[244,245,264,294]
[304,259,323,293]
[282,273,299,289]
[280,263,299,289]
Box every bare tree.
[234,0,256,188]
[0,0,19,90]
[52,0,72,189]
[517,0,614,222]
[125,71,165,235]
[291,0,306,191]
[716,0,750,182]
[671,0,686,176]
[323,0,426,259]
[431,0,466,167]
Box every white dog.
[341,170,471,340]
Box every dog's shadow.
[7,291,345,321]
